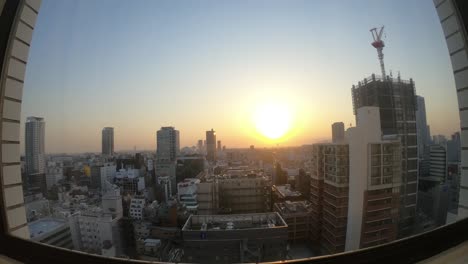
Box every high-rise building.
[429,145,448,182]
[447,132,461,162]
[197,139,203,154]
[416,96,429,158]
[101,127,114,156]
[352,74,418,237]
[156,127,180,162]
[206,129,216,162]
[217,140,222,151]
[433,135,447,145]
[25,117,45,174]
[310,107,401,254]
[331,122,345,143]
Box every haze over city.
[21,0,457,153]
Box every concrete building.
[101,127,114,156]
[206,129,217,162]
[25,117,45,174]
[155,161,176,194]
[352,74,418,237]
[90,162,116,190]
[272,184,303,203]
[114,168,145,195]
[129,196,145,220]
[68,184,123,256]
[197,172,271,215]
[45,166,63,190]
[309,144,326,251]
[416,96,430,159]
[274,200,312,242]
[447,132,461,162]
[318,143,350,254]
[158,176,172,203]
[309,107,402,254]
[177,178,200,213]
[332,122,345,143]
[29,218,73,249]
[345,107,401,250]
[433,135,447,145]
[68,208,121,257]
[25,195,50,222]
[156,127,180,162]
[429,145,448,182]
[176,156,205,183]
[197,139,204,154]
[181,213,288,263]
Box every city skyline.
[20,0,458,153]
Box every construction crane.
[370,26,386,79]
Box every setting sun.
[253,102,292,140]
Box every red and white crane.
[370,26,386,79]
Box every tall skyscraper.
[25,117,45,174]
[206,129,216,162]
[102,127,114,156]
[217,140,222,151]
[416,96,429,158]
[197,139,203,154]
[156,127,180,162]
[352,74,418,237]
[331,122,345,143]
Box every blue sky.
[21,0,458,153]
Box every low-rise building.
[274,200,313,242]
[177,178,200,213]
[182,212,288,263]
[29,218,73,249]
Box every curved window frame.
[0,0,468,263]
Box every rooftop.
[182,212,287,231]
[274,184,302,198]
[275,200,313,215]
[28,218,68,239]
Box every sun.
[253,102,292,140]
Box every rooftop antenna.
[370,26,386,79]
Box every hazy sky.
[21,0,459,154]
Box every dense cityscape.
[20,27,462,263]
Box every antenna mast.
[370,26,386,79]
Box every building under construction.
[351,74,418,237]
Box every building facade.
[206,129,217,162]
[332,122,345,143]
[352,74,418,237]
[416,96,429,159]
[29,218,73,249]
[101,127,114,156]
[156,127,180,162]
[181,213,288,263]
[25,116,45,174]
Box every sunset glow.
[253,102,292,140]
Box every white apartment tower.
[25,117,45,174]
[345,107,401,250]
